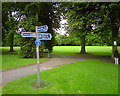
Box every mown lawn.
[0,54,2,71]
[0,46,20,53]
[1,46,120,55]
[0,47,48,71]
[52,46,120,56]
[2,60,118,94]
[1,54,47,71]
[1,46,119,70]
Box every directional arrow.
[21,32,36,37]
[38,33,52,40]
[21,32,52,40]
[37,25,48,32]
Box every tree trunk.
[80,35,86,54]
[2,29,6,46]
[9,31,14,52]
[9,11,14,52]
[112,27,119,53]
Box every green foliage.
[13,34,21,46]
[19,2,61,57]
[55,33,80,46]
[19,15,37,58]
[61,2,96,53]
[86,32,112,46]
[55,32,112,46]
[2,2,61,57]
[2,2,20,51]
[20,38,36,58]
[3,2,119,56]
[60,2,120,53]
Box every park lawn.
[52,46,120,56]
[1,54,48,71]
[0,54,2,71]
[1,46,120,70]
[86,46,113,56]
[0,46,20,53]
[1,46,120,56]
[2,60,118,94]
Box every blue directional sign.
[39,33,52,40]
[21,32,52,40]
[37,25,48,32]
[21,32,36,37]
[35,40,41,46]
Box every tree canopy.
[2,2,120,57]
[60,2,120,54]
[2,2,61,57]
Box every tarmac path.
[0,54,113,87]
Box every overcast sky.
[55,19,68,35]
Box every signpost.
[21,25,51,88]
[38,33,52,40]
[37,25,48,32]
[35,39,41,46]
[36,26,40,88]
[21,32,36,37]
[21,32,52,40]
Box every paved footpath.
[0,54,113,87]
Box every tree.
[55,33,81,46]
[2,2,16,51]
[18,2,61,57]
[88,3,120,54]
[2,2,27,51]
[105,3,119,54]
[61,2,93,53]
[61,2,120,55]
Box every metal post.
[36,26,40,87]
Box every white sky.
[55,19,68,35]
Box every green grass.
[0,46,20,53]
[52,46,120,56]
[1,46,120,56]
[52,46,80,55]
[0,54,2,71]
[1,54,48,71]
[1,46,120,70]
[2,60,118,94]
[86,46,113,56]
[0,47,47,71]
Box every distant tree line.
[55,32,120,46]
